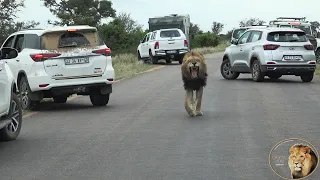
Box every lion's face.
[181,51,207,80]
[289,145,311,172]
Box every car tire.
[300,73,314,82]
[90,93,110,106]
[18,76,40,110]
[53,96,68,103]
[315,48,320,63]
[220,59,240,80]
[251,59,265,82]
[0,93,22,142]
[149,51,158,64]
[166,58,172,64]
[137,51,142,61]
[268,74,282,80]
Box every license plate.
[65,57,89,65]
[73,86,86,92]
[167,50,177,54]
[283,55,302,61]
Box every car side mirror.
[0,47,19,59]
[231,39,238,45]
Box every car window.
[2,36,15,48]
[247,31,262,43]
[280,25,291,28]
[146,34,150,41]
[151,32,156,40]
[238,31,251,44]
[160,30,181,38]
[141,34,147,43]
[267,31,308,42]
[233,29,247,39]
[24,34,41,49]
[13,34,25,52]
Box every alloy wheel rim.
[223,62,234,77]
[7,100,20,133]
[20,82,29,109]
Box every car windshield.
[267,31,308,42]
[233,29,247,39]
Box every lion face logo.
[289,148,308,172]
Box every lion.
[288,143,318,179]
[181,51,207,117]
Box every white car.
[1,25,115,110]
[221,27,316,82]
[137,28,189,64]
[0,47,22,141]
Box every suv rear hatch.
[156,29,187,51]
[265,31,314,62]
[35,28,109,80]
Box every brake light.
[68,29,77,32]
[39,84,49,88]
[30,53,61,62]
[184,40,188,47]
[263,44,280,50]
[107,78,113,81]
[154,42,159,49]
[267,61,276,64]
[304,44,314,50]
[308,61,316,64]
[92,48,111,56]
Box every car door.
[139,34,148,58]
[240,30,263,65]
[231,31,251,66]
[141,33,151,57]
[0,59,9,115]
[3,34,23,80]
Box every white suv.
[1,26,114,110]
[221,27,316,82]
[137,28,189,64]
[0,47,22,141]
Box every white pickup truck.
[137,28,189,64]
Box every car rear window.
[267,31,308,42]
[160,30,181,38]
[41,29,104,50]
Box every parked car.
[231,25,268,44]
[137,28,189,64]
[221,27,317,82]
[0,47,22,141]
[1,25,114,110]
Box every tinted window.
[247,31,262,43]
[146,34,150,41]
[59,32,90,48]
[25,34,41,49]
[267,31,308,42]
[238,31,251,44]
[151,32,156,40]
[3,36,15,48]
[233,29,247,39]
[160,30,181,38]
[13,35,25,52]
[292,25,312,35]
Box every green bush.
[190,32,220,48]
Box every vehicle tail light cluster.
[308,61,316,64]
[154,42,159,49]
[92,48,111,56]
[30,53,61,62]
[184,40,188,47]
[267,61,276,64]
[263,44,280,50]
[304,44,314,50]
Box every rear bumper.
[154,49,189,57]
[261,64,316,75]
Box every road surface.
[0,52,319,180]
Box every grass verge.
[192,41,230,55]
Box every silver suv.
[221,27,316,82]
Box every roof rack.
[19,28,44,31]
[276,17,306,21]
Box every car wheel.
[53,96,68,103]
[251,60,265,82]
[268,74,282,80]
[149,51,158,64]
[137,51,142,61]
[165,58,172,64]
[0,93,22,142]
[220,59,240,80]
[18,76,40,110]
[90,93,110,106]
[300,73,314,82]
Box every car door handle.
[240,49,243,51]
[252,47,255,50]
[16,59,20,62]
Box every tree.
[239,18,266,27]
[42,0,116,27]
[115,12,143,34]
[189,23,201,37]
[0,0,39,44]
[310,21,320,32]
[211,21,224,34]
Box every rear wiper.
[59,44,77,48]
[289,39,299,42]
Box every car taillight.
[308,61,316,64]
[304,44,314,50]
[263,44,280,50]
[154,42,159,49]
[92,48,111,56]
[30,53,61,62]
[184,40,188,47]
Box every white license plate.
[283,55,302,60]
[65,57,89,65]
[167,50,177,54]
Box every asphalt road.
[0,52,319,180]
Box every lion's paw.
[195,111,203,116]
[188,111,197,117]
